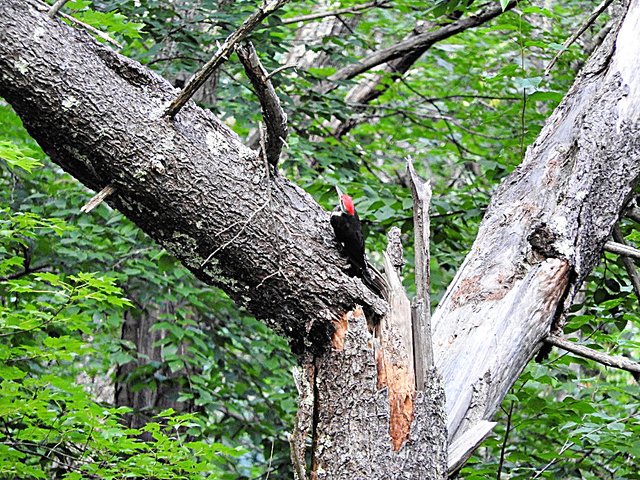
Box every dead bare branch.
[612,225,640,301]
[80,184,116,213]
[48,0,70,18]
[236,42,288,172]
[544,0,615,75]
[328,1,517,84]
[276,0,390,26]
[165,0,291,118]
[604,240,640,260]
[545,334,639,378]
[407,157,434,387]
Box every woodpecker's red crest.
[340,194,355,216]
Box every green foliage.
[0,209,243,479]
[2,0,638,477]
[0,100,295,478]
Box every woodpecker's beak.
[334,186,346,213]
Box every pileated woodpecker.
[330,187,385,298]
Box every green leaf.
[0,140,43,172]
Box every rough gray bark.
[0,0,385,357]
[1,0,640,476]
[312,308,447,479]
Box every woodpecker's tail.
[362,262,389,300]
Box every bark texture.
[432,0,640,445]
[313,308,446,479]
[2,0,640,475]
[0,0,385,356]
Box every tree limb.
[544,0,616,75]
[604,240,640,260]
[165,0,291,118]
[544,335,640,378]
[407,157,433,387]
[0,0,386,356]
[236,42,288,172]
[328,0,517,83]
[276,0,390,26]
[611,225,640,301]
[48,0,70,18]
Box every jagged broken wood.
[407,157,434,389]
[447,420,497,474]
[312,307,447,479]
[80,184,116,213]
[430,1,640,450]
[380,230,416,451]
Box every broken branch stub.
[407,157,434,385]
[165,0,291,118]
[236,41,288,173]
[381,234,415,451]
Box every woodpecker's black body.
[331,207,366,276]
[330,188,385,298]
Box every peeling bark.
[432,0,640,448]
[312,308,446,479]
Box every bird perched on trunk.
[330,186,387,298]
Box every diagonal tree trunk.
[1,0,639,477]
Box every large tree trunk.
[1,0,639,477]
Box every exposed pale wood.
[381,247,415,450]
[545,335,640,377]
[407,157,434,388]
[432,0,640,455]
[447,420,497,474]
[312,308,446,479]
[80,184,115,213]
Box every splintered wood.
[379,249,416,451]
[331,313,348,351]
